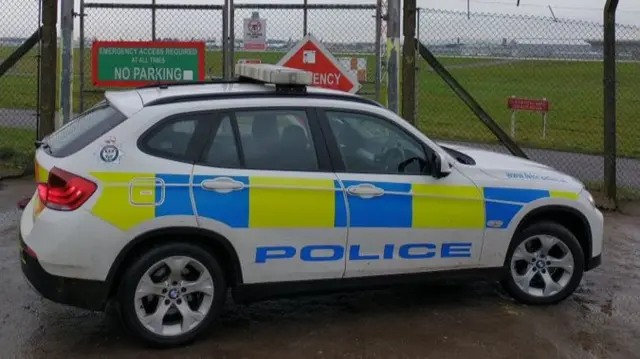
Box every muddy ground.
[1,177,639,359]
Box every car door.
[99,111,209,233]
[191,107,348,285]
[317,108,486,278]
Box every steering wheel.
[397,156,427,173]
[375,146,406,173]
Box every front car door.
[316,107,486,278]
[190,106,348,284]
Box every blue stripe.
[343,181,412,228]
[154,175,552,230]
[484,202,522,229]
[193,175,249,228]
[483,187,549,204]
[155,173,193,217]
[482,187,550,229]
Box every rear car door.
[34,102,205,232]
[108,111,212,232]
[191,107,348,285]
[317,108,486,278]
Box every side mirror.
[430,152,452,179]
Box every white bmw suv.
[19,64,603,347]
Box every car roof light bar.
[234,63,313,87]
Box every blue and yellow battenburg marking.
[91,172,193,230]
[483,187,579,229]
[88,172,580,231]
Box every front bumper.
[19,231,110,312]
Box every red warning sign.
[277,34,360,93]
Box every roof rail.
[145,91,383,108]
[134,76,260,90]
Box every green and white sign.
[92,41,205,87]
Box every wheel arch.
[104,226,244,300]
[513,205,593,266]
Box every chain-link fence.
[0,1,40,179]
[416,8,640,200]
[79,2,226,113]
[227,3,381,98]
[78,2,381,112]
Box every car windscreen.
[43,100,128,158]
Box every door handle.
[347,183,384,198]
[201,177,244,193]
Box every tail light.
[37,167,97,211]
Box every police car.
[19,63,603,347]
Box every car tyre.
[501,221,585,305]
[116,242,227,348]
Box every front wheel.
[116,243,227,347]
[501,221,585,305]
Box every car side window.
[235,109,319,172]
[141,115,201,161]
[325,111,429,175]
[201,115,241,168]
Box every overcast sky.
[2,0,639,43]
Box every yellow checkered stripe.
[84,172,581,231]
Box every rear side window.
[143,117,199,160]
[44,101,127,158]
[138,112,213,163]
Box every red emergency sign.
[277,34,361,93]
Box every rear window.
[43,101,127,157]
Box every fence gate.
[79,1,383,109]
[229,3,383,101]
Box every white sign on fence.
[243,15,267,51]
[338,57,368,83]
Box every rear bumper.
[586,254,602,271]
[19,231,110,312]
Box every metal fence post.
[374,0,382,102]
[303,0,308,36]
[59,0,74,127]
[79,0,85,113]
[36,0,43,138]
[39,0,58,140]
[603,0,619,207]
[151,0,156,41]
[415,8,420,119]
[229,0,235,78]
[401,0,416,124]
[386,0,400,114]
[222,0,229,79]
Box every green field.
[0,127,35,175]
[1,46,640,175]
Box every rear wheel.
[116,243,227,347]
[501,221,584,305]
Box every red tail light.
[37,167,97,211]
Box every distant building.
[586,40,640,60]
[0,37,27,46]
[425,38,608,61]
